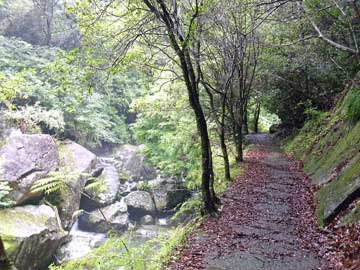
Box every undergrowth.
[345,87,360,124]
[285,108,328,158]
[50,221,199,270]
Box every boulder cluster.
[0,130,189,270]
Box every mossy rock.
[0,133,59,205]
[315,153,360,226]
[0,204,66,270]
[57,141,97,230]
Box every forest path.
[168,133,326,270]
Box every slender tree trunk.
[220,125,231,180]
[142,0,217,214]
[254,102,261,133]
[243,108,249,135]
[194,102,217,213]
[208,146,220,205]
[236,120,243,162]
[231,110,243,162]
[203,84,231,183]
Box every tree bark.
[236,121,243,162]
[220,125,231,181]
[254,102,261,133]
[231,108,243,162]
[142,0,218,215]
[243,107,249,135]
[192,98,218,213]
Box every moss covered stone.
[286,89,360,226]
[0,204,66,270]
[57,141,97,230]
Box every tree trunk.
[243,108,249,135]
[193,101,218,213]
[220,125,231,181]
[232,118,243,162]
[142,0,217,215]
[254,102,261,133]
[236,121,244,162]
[208,146,221,205]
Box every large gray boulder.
[124,191,156,217]
[82,158,120,210]
[0,204,66,270]
[113,144,156,182]
[148,177,190,211]
[79,200,129,233]
[57,141,97,229]
[0,133,59,204]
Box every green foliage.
[31,168,85,195]
[0,181,13,208]
[345,87,360,124]
[171,195,202,224]
[285,109,328,158]
[0,35,147,147]
[132,76,202,189]
[5,103,65,134]
[50,221,199,270]
[137,181,150,191]
[0,72,27,108]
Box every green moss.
[315,153,360,227]
[305,122,360,184]
[285,111,328,159]
[286,87,360,227]
[2,235,19,257]
[0,207,50,235]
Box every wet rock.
[82,159,120,210]
[118,181,138,196]
[113,144,156,182]
[0,204,66,270]
[135,225,170,239]
[149,177,190,211]
[57,141,97,230]
[140,215,155,225]
[96,163,120,205]
[124,191,156,217]
[79,200,129,233]
[0,133,59,205]
[56,234,106,263]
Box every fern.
[0,181,13,208]
[31,168,85,195]
[84,176,106,196]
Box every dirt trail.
[168,133,326,270]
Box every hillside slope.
[286,74,360,227]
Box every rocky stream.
[0,129,190,270]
